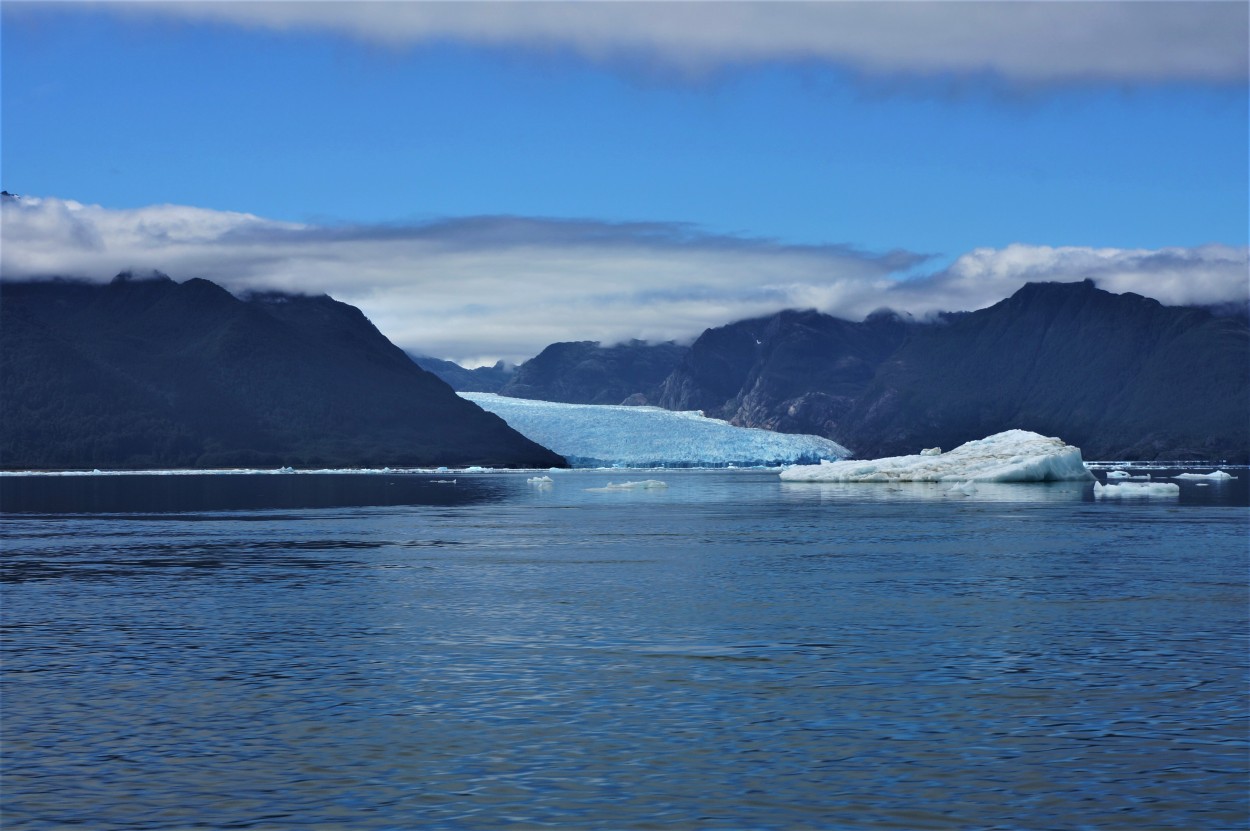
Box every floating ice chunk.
[1106,470,1130,479]
[462,393,849,468]
[527,475,554,486]
[588,480,669,492]
[781,430,1094,483]
[1093,481,1180,498]
[947,479,979,495]
[920,447,942,456]
[1173,470,1235,480]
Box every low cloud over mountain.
[3,194,1246,365]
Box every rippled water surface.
[2,470,1247,830]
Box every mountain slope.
[657,309,913,437]
[497,339,688,405]
[840,280,1249,460]
[463,281,1247,462]
[1,276,566,469]
[409,354,514,393]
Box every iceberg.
[587,480,669,492]
[780,430,1094,483]
[1173,470,1235,480]
[460,393,849,468]
[1093,481,1180,498]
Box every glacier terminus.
[461,393,850,468]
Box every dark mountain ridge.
[426,280,1248,462]
[839,280,1249,461]
[409,354,515,393]
[497,339,688,405]
[656,309,915,438]
[1,275,566,469]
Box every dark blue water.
[2,470,1247,830]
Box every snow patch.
[780,430,1094,483]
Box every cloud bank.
[3,195,1246,365]
[97,1,1249,87]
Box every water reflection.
[781,479,1090,503]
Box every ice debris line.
[461,393,849,468]
[780,430,1095,483]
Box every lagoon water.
[2,469,1247,830]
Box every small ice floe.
[1173,470,1236,480]
[947,479,978,495]
[527,475,554,486]
[1106,470,1130,479]
[431,479,457,484]
[588,480,669,492]
[1093,481,1180,498]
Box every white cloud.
[3,196,1245,365]
[917,243,1250,310]
[106,0,1249,87]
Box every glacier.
[460,393,850,468]
[780,430,1094,483]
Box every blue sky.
[2,2,1247,364]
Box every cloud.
[104,0,1248,87]
[3,196,1245,365]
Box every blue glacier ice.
[461,393,850,468]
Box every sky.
[2,1,1247,366]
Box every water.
[2,469,1247,830]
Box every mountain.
[838,280,1249,461]
[0,275,567,469]
[656,309,913,438]
[409,354,514,392]
[496,339,688,405]
[453,281,1247,462]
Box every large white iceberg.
[779,430,1094,483]
[460,393,849,468]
